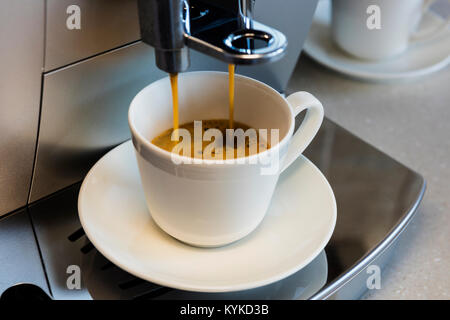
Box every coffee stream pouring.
[137,0,288,74]
[137,0,288,134]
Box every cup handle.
[410,0,450,43]
[281,92,324,173]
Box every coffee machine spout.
[137,0,190,73]
[137,0,287,74]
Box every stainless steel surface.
[138,0,190,73]
[28,188,91,299]
[45,0,140,71]
[186,0,318,92]
[0,210,50,297]
[138,0,287,73]
[45,0,311,89]
[153,45,190,74]
[29,42,166,202]
[238,0,318,91]
[185,20,287,65]
[0,0,44,216]
[184,0,287,65]
[20,118,424,299]
[185,0,318,93]
[240,0,255,29]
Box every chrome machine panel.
[239,0,319,91]
[0,209,50,297]
[0,0,44,216]
[45,0,140,71]
[30,43,166,202]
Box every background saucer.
[304,0,450,81]
[78,141,337,292]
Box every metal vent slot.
[80,242,95,254]
[67,227,85,242]
[72,225,170,300]
[132,287,174,300]
[118,278,147,290]
[100,262,115,271]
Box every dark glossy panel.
[303,118,424,282]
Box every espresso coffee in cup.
[155,63,265,160]
[152,119,270,160]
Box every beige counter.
[286,55,450,300]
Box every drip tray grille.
[28,185,327,300]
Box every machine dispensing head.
[137,0,288,74]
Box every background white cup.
[129,71,324,247]
[331,0,449,60]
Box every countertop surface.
[286,55,449,300]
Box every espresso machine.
[0,0,315,213]
[0,0,320,298]
[0,0,425,300]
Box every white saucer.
[304,0,450,81]
[78,140,336,293]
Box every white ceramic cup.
[128,71,324,247]
[331,0,449,60]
